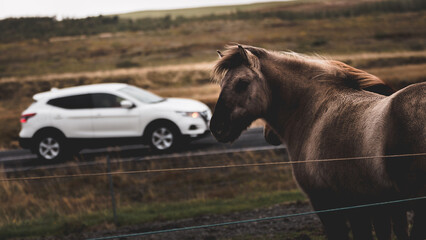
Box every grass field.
[0,149,304,239]
[1,10,425,78]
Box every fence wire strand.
[0,152,425,182]
[86,195,426,240]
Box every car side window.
[92,93,125,108]
[47,94,92,109]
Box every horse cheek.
[211,92,237,133]
[251,91,269,117]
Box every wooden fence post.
[107,155,117,225]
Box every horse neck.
[261,56,339,146]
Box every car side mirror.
[120,100,134,109]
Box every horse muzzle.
[209,116,232,143]
[210,113,252,143]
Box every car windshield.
[118,86,165,103]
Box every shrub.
[115,60,140,68]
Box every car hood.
[154,98,209,112]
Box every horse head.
[210,45,271,143]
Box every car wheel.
[35,133,67,162]
[148,123,181,152]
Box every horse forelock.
[212,45,264,84]
[212,44,394,95]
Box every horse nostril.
[213,129,223,137]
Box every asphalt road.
[0,127,285,170]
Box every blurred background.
[0,0,425,239]
[1,0,425,149]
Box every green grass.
[0,190,306,239]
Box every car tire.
[34,133,68,162]
[147,123,181,152]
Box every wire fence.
[0,145,284,174]
[1,152,424,182]
[1,151,425,239]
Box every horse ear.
[238,44,259,70]
[217,50,223,58]
[238,45,249,65]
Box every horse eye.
[234,80,249,93]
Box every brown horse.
[210,44,425,240]
[263,124,410,240]
[261,70,410,240]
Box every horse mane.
[329,60,395,95]
[212,44,394,95]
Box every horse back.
[385,82,426,195]
[290,83,425,199]
[386,82,426,153]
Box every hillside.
[114,0,388,19]
[115,1,296,19]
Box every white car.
[19,83,211,161]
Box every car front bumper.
[185,129,211,140]
[176,112,211,137]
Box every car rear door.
[47,94,94,138]
[90,93,141,138]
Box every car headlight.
[176,111,200,118]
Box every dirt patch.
[56,201,324,240]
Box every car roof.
[33,83,129,101]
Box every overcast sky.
[0,0,288,19]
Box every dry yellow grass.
[332,50,426,61]
[152,84,220,101]
[0,62,214,84]
[0,149,294,227]
[369,63,426,83]
[2,50,425,85]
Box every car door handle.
[54,115,62,119]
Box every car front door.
[91,93,141,138]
